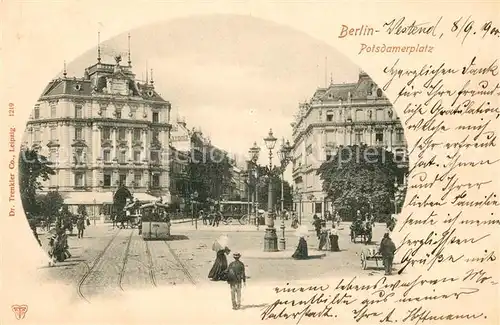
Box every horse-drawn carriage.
[113,198,142,229]
[350,218,373,244]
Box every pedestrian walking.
[208,235,231,281]
[329,224,340,252]
[312,215,321,239]
[76,215,85,238]
[379,232,396,275]
[226,252,246,310]
[318,221,329,251]
[292,225,309,260]
[335,212,341,228]
[137,215,143,235]
[47,232,57,266]
[291,214,299,229]
[200,210,207,225]
[213,210,221,227]
[58,228,72,260]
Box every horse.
[350,220,372,244]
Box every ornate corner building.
[291,70,408,220]
[22,50,172,213]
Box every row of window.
[70,149,162,164]
[74,172,161,188]
[300,129,404,153]
[31,127,162,143]
[101,128,162,142]
[47,149,163,165]
[33,104,162,123]
[324,108,391,122]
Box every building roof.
[311,74,384,102]
[41,78,93,97]
[40,57,168,103]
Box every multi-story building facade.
[22,52,172,215]
[169,120,246,209]
[291,70,408,220]
[169,119,191,208]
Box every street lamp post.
[244,171,250,217]
[277,139,293,251]
[248,142,260,227]
[294,187,302,225]
[263,129,278,252]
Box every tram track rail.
[163,240,197,285]
[77,228,121,303]
[144,240,158,287]
[118,229,135,291]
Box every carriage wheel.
[361,252,367,270]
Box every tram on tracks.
[140,200,171,240]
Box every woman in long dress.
[329,224,340,252]
[208,235,231,281]
[292,225,309,260]
[318,221,329,251]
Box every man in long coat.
[379,232,396,275]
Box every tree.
[317,144,404,221]
[187,137,232,206]
[254,165,293,212]
[38,191,64,227]
[18,148,56,219]
[77,205,88,217]
[112,185,133,218]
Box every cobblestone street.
[36,221,389,304]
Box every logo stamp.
[11,305,28,320]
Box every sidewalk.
[173,222,305,233]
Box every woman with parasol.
[208,235,231,281]
[292,225,309,260]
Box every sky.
[61,14,360,181]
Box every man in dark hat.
[226,252,246,310]
[76,215,85,238]
[379,231,396,275]
[312,215,321,239]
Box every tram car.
[140,201,171,240]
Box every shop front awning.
[132,192,159,202]
[62,192,113,205]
